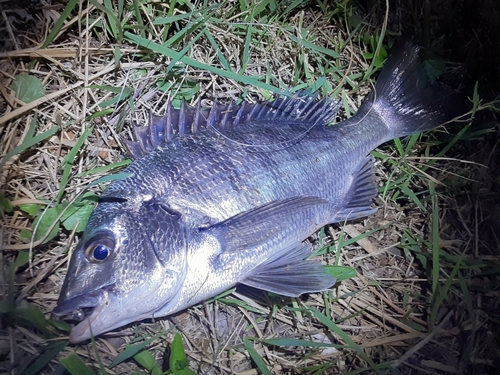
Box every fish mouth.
[52,291,101,319]
[52,290,108,343]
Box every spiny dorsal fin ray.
[124,92,340,160]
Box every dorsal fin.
[123,92,340,160]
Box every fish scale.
[53,40,460,343]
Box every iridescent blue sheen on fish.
[53,41,457,343]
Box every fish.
[53,40,457,343]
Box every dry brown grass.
[1,1,499,374]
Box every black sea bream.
[53,41,456,343]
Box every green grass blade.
[308,308,383,374]
[21,340,69,375]
[204,28,232,71]
[430,253,464,327]
[262,337,344,349]
[87,172,131,187]
[109,332,165,368]
[252,0,272,16]
[75,160,131,177]
[241,17,254,73]
[286,33,340,58]
[103,0,122,39]
[165,31,205,75]
[89,0,122,40]
[0,116,59,171]
[432,123,471,160]
[399,183,426,211]
[42,0,79,48]
[124,32,287,95]
[154,12,198,25]
[282,0,307,16]
[216,297,265,314]
[315,225,388,257]
[392,137,404,156]
[131,0,145,38]
[60,353,97,375]
[57,126,93,203]
[244,338,272,375]
[429,181,440,300]
[117,0,124,23]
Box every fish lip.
[69,302,106,343]
[52,289,111,343]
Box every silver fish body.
[53,41,456,343]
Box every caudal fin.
[359,40,462,139]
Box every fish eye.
[93,245,110,261]
[85,235,115,263]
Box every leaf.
[31,206,61,243]
[61,202,96,232]
[11,74,45,103]
[0,193,13,214]
[133,350,161,375]
[9,300,52,335]
[19,203,41,216]
[60,353,97,375]
[170,333,189,372]
[0,300,16,313]
[48,318,73,332]
[323,266,356,282]
[20,229,33,243]
[424,58,445,82]
[15,251,30,268]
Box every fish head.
[53,195,188,343]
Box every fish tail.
[358,40,461,140]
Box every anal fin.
[333,158,378,222]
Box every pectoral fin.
[204,196,328,253]
[240,242,336,297]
